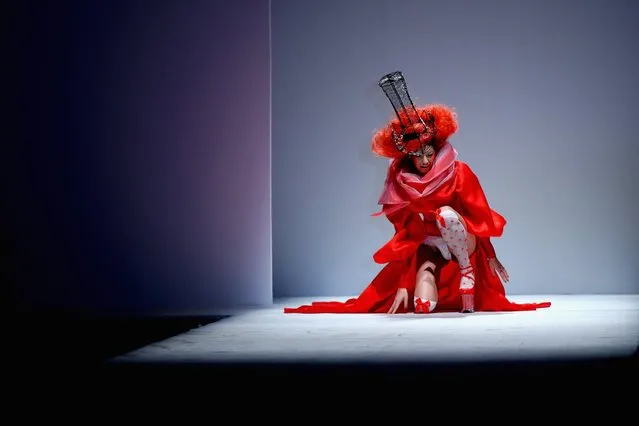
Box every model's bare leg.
[435,206,477,312]
[414,260,438,313]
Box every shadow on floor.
[7,312,637,405]
[8,313,229,367]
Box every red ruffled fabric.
[284,160,551,314]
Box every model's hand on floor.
[388,288,408,314]
[488,257,509,284]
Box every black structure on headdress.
[378,71,436,156]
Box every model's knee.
[436,206,460,222]
[437,205,457,215]
[435,206,466,230]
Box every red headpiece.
[372,71,459,159]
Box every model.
[285,71,551,314]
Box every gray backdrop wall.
[5,0,637,318]
[5,0,272,315]
[272,0,639,297]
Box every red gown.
[284,160,551,314]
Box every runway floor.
[112,294,638,365]
[8,294,637,407]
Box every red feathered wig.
[371,104,459,159]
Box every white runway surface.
[112,294,638,365]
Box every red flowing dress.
[284,158,551,314]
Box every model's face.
[412,145,435,174]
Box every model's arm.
[384,205,420,313]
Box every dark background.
[4,0,271,376]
